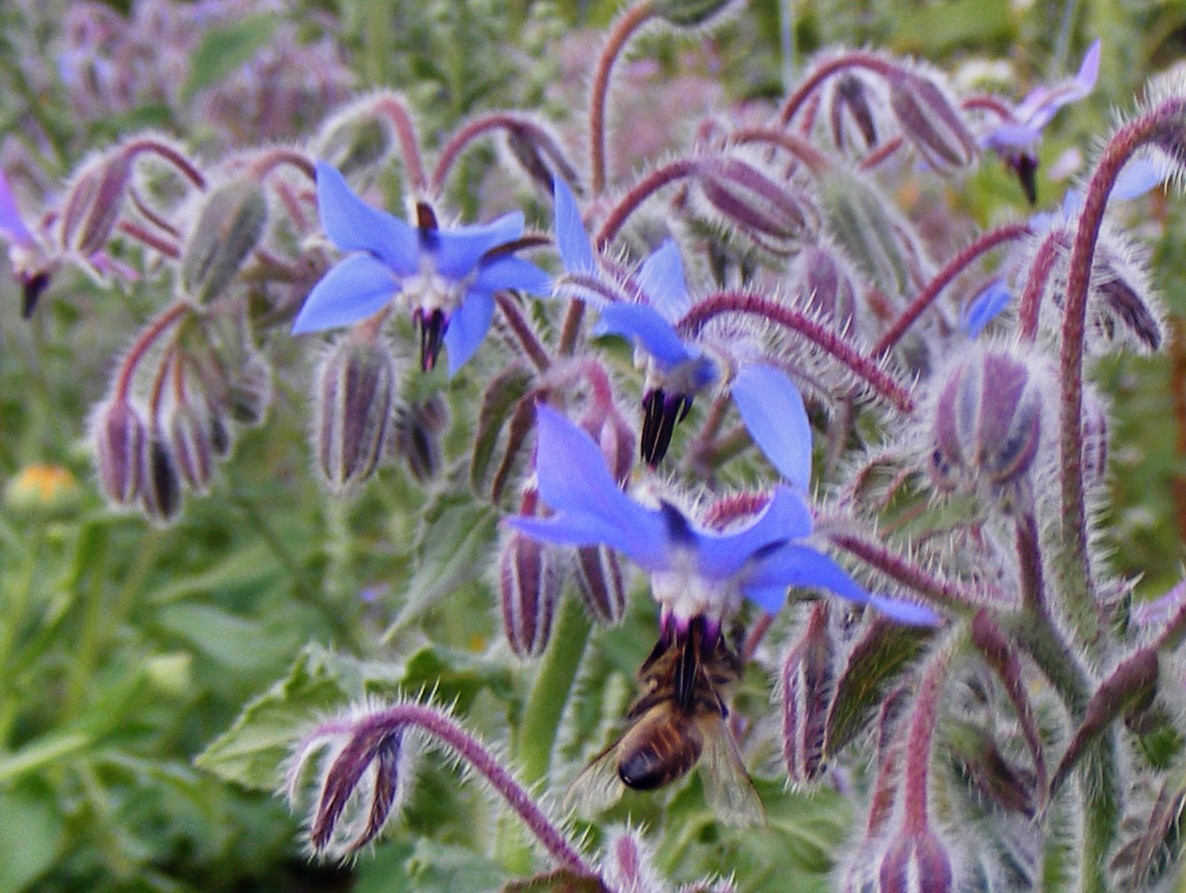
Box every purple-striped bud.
[287,711,412,860]
[887,69,978,174]
[1081,390,1109,489]
[90,396,148,505]
[829,74,880,154]
[166,401,217,492]
[877,829,956,893]
[316,114,392,178]
[500,490,562,657]
[779,604,835,783]
[1092,254,1162,353]
[580,401,635,486]
[180,178,269,305]
[573,545,628,624]
[790,244,859,333]
[314,336,397,495]
[927,347,1046,504]
[140,438,182,523]
[697,158,818,255]
[392,396,448,483]
[57,150,132,257]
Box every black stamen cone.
[21,270,50,319]
[640,389,693,467]
[1015,152,1039,205]
[416,309,447,371]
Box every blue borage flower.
[294,162,551,375]
[509,405,939,628]
[984,40,1100,203]
[553,177,812,490]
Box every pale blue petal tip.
[731,363,812,490]
[637,240,691,321]
[962,280,1012,338]
[553,176,595,276]
[292,254,397,334]
[595,302,695,368]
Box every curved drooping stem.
[1054,96,1186,658]
[589,2,658,196]
[679,290,916,413]
[874,222,1032,356]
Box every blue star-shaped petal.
[508,405,939,626]
[553,177,812,486]
[295,162,551,375]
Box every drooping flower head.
[553,177,812,489]
[983,40,1100,202]
[1,170,56,317]
[508,405,939,635]
[294,162,551,375]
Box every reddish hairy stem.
[249,147,317,182]
[370,704,593,876]
[731,126,831,174]
[589,3,657,196]
[593,156,704,245]
[874,222,1031,356]
[371,95,428,194]
[117,220,180,258]
[679,290,916,413]
[1017,230,1067,341]
[1057,99,1186,646]
[114,301,191,400]
[496,292,551,372]
[777,50,901,127]
[121,138,206,189]
[902,648,951,828]
[824,527,992,615]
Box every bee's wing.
[564,741,624,817]
[698,720,766,827]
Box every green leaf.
[401,646,515,712]
[153,601,299,675]
[382,500,498,642]
[824,618,932,758]
[0,784,65,893]
[195,644,357,790]
[180,14,282,103]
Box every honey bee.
[567,616,765,826]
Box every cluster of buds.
[925,344,1049,511]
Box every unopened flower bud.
[316,114,392,178]
[697,158,818,255]
[927,347,1046,503]
[499,522,562,658]
[392,396,447,483]
[946,720,1035,816]
[819,170,915,300]
[877,828,956,893]
[1092,256,1162,352]
[180,178,269,305]
[791,244,859,332]
[829,74,880,153]
[580,402,635,486]
[887,69,978,174]
[574,545,628,625]
[57,150,132,257]
[1081,389,1109,488]
[314,336,397,495]
[91,396,148,505]
[780,604,835,783]
[141,438,182,523]
[227,350,273,425]
[167,402,217,492]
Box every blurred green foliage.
[0,0,1183,891]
